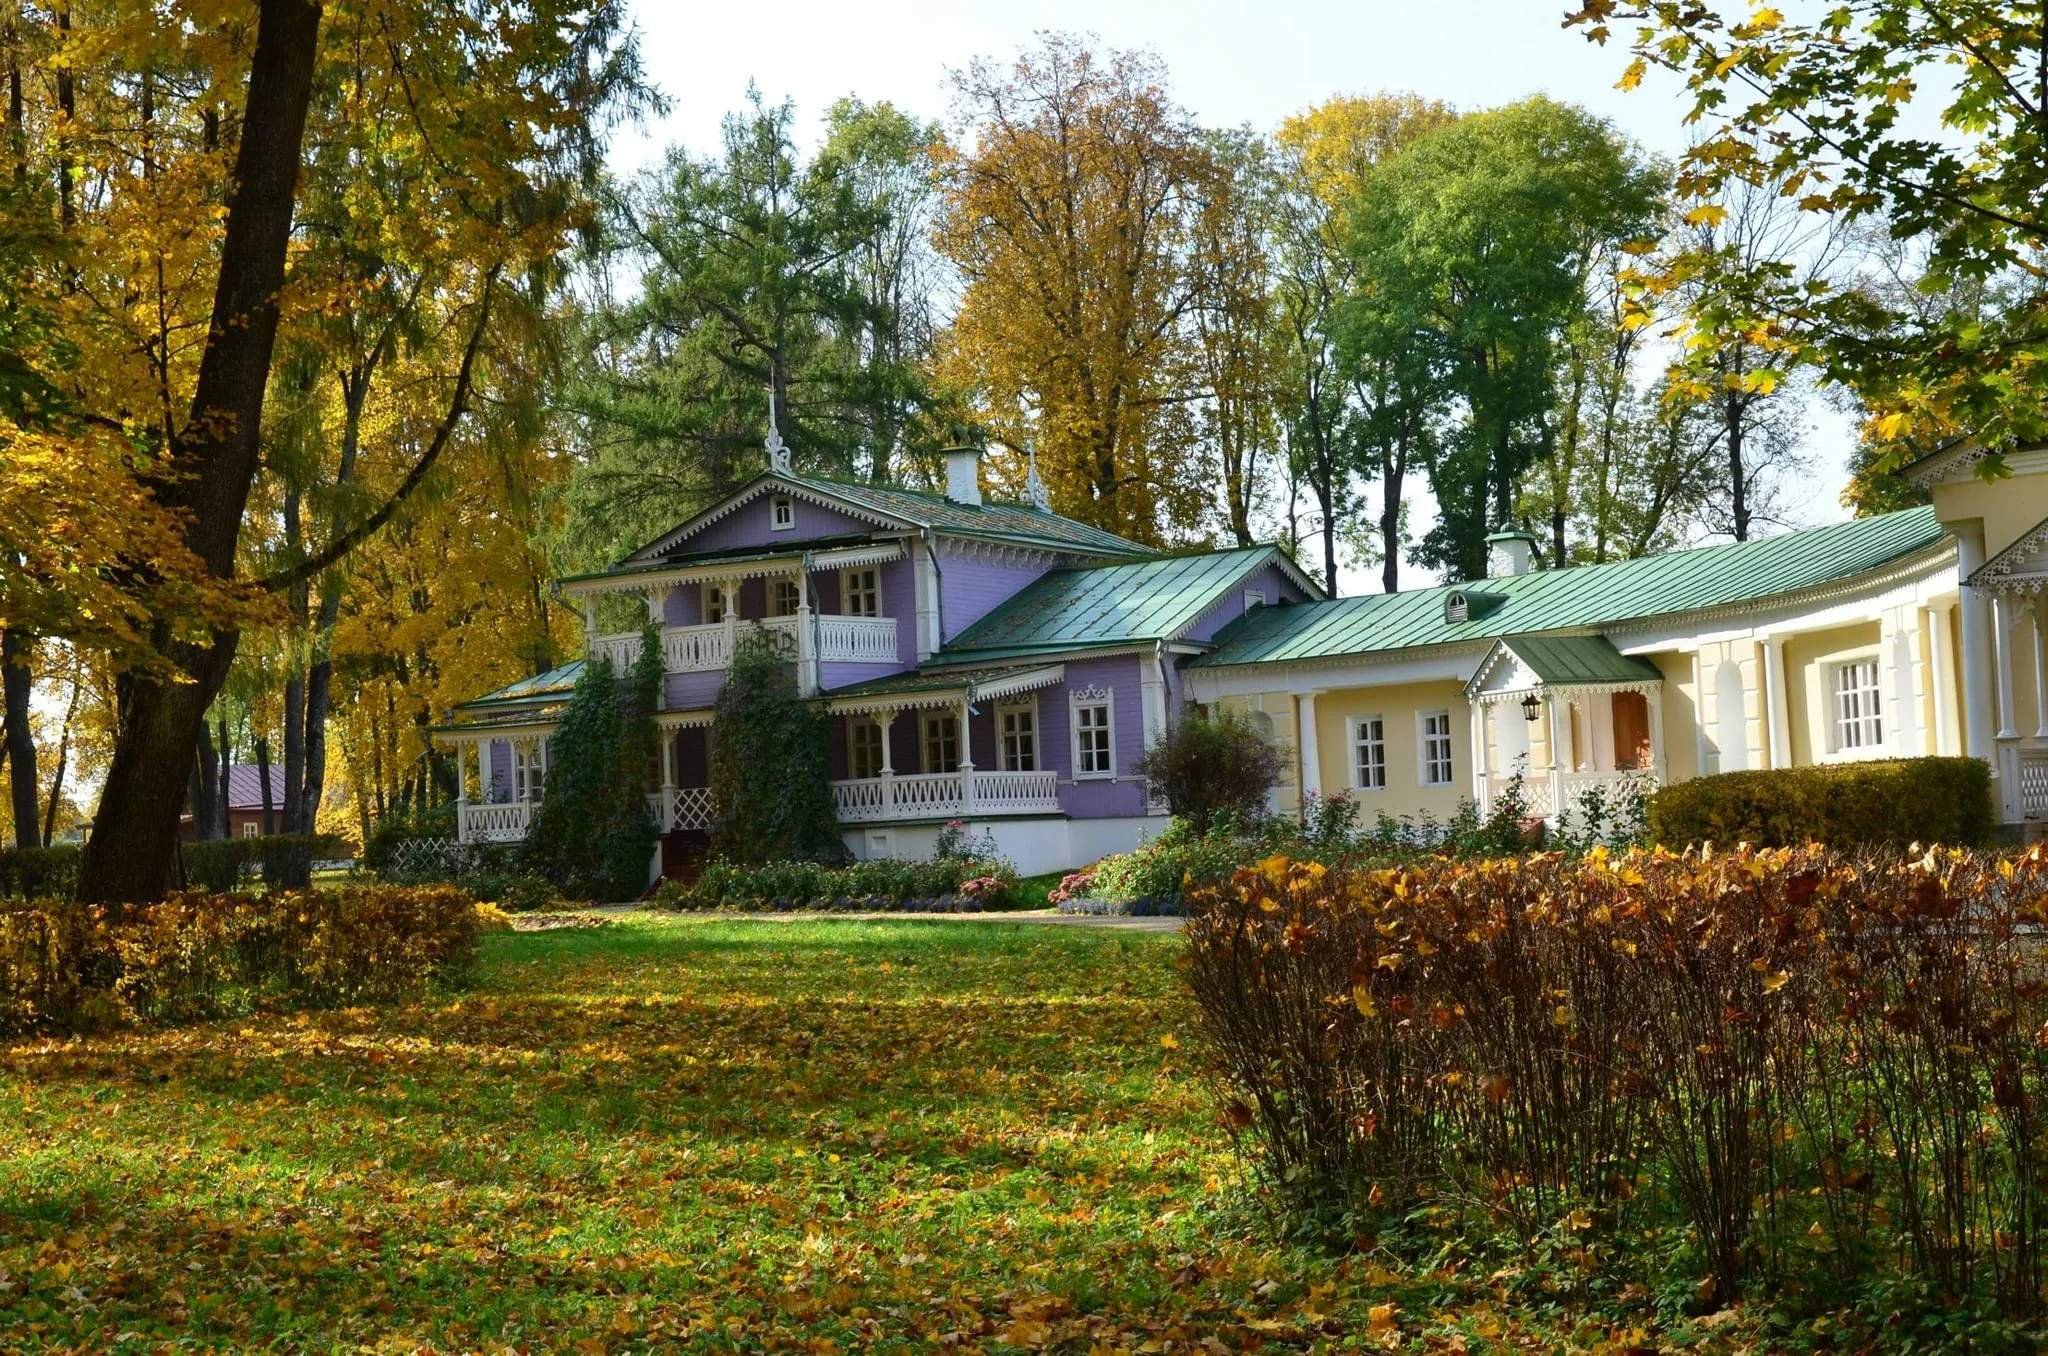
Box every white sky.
[612,0,1862,593]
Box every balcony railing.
[458,800,532,843]
[591,613,894,675]
[830,768,1060,823]
[648,786,717,832]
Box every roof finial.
[1023,437,1050,511]
[765,386,792,476]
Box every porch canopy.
[1465,633,1665,817]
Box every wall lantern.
[1520,693,1542,723]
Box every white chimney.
[944,445,983,506]
[1484,527,1541,578]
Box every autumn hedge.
[1186,845,2048,1320]
[1646,755,1994,848]
[0,885,501,1036]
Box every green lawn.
[0,915,1739,1350]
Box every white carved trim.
[1069,685,1117,779]
[625,476,915,563]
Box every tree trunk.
[41,658,80,844]
[1725,387,1750,543]
[1,629,37,849]
[256,735,274,835]
[77,0,324,903]
[193,717,218,841]
[216,717,232,841]
[1380,438,1406,595]
[282,484,305,834]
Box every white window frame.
[1418,709,1454,788]
[241,820,260,839]
[1349,715,1387,791]
[998,699,1038,772]
[1071,688,1116,780]
[769,577,801,618]
[1243,587,1267,612]
[514,745,546,803]
[1829,655,1884,753]
[769,495,795,531]
[841,567,881,618]
[703,582,729,624]
[921,711,961,774]
[847,719,885,780]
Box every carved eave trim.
[933,536,1069,572]
[1967,512,2048,594]
[655,708,717,730]
[624,476,915,563]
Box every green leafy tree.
[522,625,660,900]
[1342,97,1663,581]
[708,628,842,865]
[1570,0,2048,475]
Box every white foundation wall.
[840,814,1172,877]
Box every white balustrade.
[829,769,1058,822]
[2018,751,2048,817]
[815,615,898,663]
[974,769,1059,811]
[599,614,888,675]
[645,786,719,831]
[458,801,533,844]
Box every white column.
[957,695,976,813]
[2032,597,2048,739]
[1957,523,1998,761]
[582,605,598,658]
[1470,700,1491,808]
[1645,686,1666,782]
[645,582,671,629]
[1761,637,1790,769]
[876,711,897,816]
[1139,651,1168,748]
[1689,651,1710,776]
[795,596,817,697]
[1297,692,1322,806]
[1994,593,2021,740]
[660,728,676,789]
[1930,602,1959,755]
[1543,691,1566,814]
[1905,608,1932,756]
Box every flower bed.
[1185,843,2048,1325]
[0,885,497,1036]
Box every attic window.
[1445,591,1469,624]
[1244,588,1267,612]
[770,495,795,531]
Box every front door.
[1611,691,1651,770]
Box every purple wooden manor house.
[433,422,1322,878]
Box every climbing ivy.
[709,626,845,864]
[522,624,663,900]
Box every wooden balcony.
[830,769,1060,823]
[457,800,533,843]
[590,613,896,676]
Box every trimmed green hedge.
[654,855,1017,911]
[0,844,83,900]
[1647,756,1994,849]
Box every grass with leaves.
[1,914,1756,1351]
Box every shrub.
[709,626,844,864]
[1134,707,1287,833]
[1079,818,1274,913]
[1647,755,1993,848]
[1183,844,2048,1322]
[524,629,664,900]
[0,884,489,1036]
[653,854,1017,911]
[0,843,82,899]
[182,833,350,894]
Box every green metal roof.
[456,661,587,710]
[1489,634,1663,688]
[797,476,1150,557]
[1195,507,1949,669]
[931,546,1304,665]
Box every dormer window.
[770,495,795,531]
[1244,588,1267,612]
[1445,591,1470,624]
